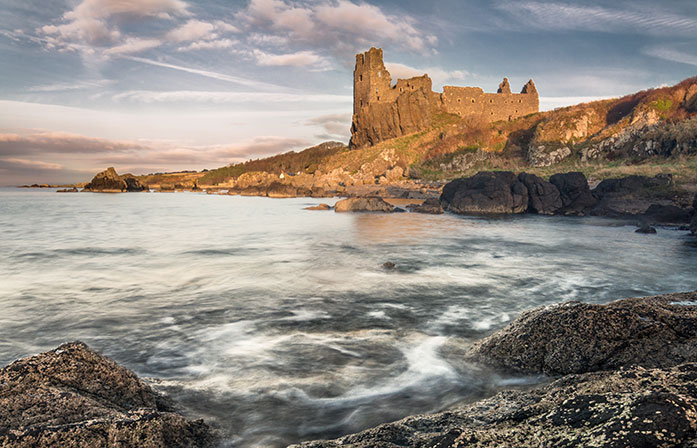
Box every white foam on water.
[280,309,330,321]
[671,301,697,306]
[367,310,389,319]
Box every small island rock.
[334,197,396,213]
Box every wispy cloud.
[253,49,331,69]
[112,89,351,104]
[118,56,289,90]
[305,113,351,139]
[497,2,697,36]
[643,45,697,67]
[27,79,115,92]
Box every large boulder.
[440,171,528,214]
[467,290,697,375]
[691,214,697,235]
[643,204,692,224]
[83,167,127,192]
[517,172,561,215]
[549,172,597,215]
[266,182,299,198]
[0,342,214,447]
[292,362,697,448]
[334,197,396,213]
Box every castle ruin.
[350,47,539,148]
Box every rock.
[56,187,78,193]
[292,362,697,448]
[440,171,528,214]
[410,198,444,214]
[693,192,697,209]
[549,172,597,215]
[0,342,214,447]
[635,224,657,234]
[382,262,396,270]
[517,172,561,215]
[83,167,127,192]
[304,203,331,211]
[121,174,148,192]
[591,175,672,216]
[467,290,697,375]
[643,204,692,224]
[266,182,298,198]
[334,197,396,213]
[691,214,697,235]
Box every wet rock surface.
[334,197,396,213]
[304,203,332,211]
[0,342,214,448]
[292,362,697,448]
[440,171,529,214]
[409,198,444,214]
[517,172,562,215]
[467,291,697,375]
[643,204,693,224]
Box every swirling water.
[1,188,696,446]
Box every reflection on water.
[0,188,696,447]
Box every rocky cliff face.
[83,167,148,192]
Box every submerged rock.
[334,197,396,213]
[440,171,528,214]
[293,362,697,448]
[0,342,214,448]
[467,290,697,375]
[382,261,397,270]
[635,224,657,234]
[304,203,331,211]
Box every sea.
[1,187,696,447]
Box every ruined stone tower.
[350,47,539,149]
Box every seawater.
[1,188,696,447]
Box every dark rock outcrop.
[644,204,692,224]
[266,182,299,198]
[591,174,672,216]
[293,362,697,448]
[409,198,444,214]
[549,172,597,215]
[691,214,697,235]
[334,197,396,213]
[467,291,697,375]
[56,187,78,193]
[83,167,127,192]
[440,171,528,214]
[121,174,148,192]
[0,342,214,447]
[83,168,147,192]
[517,172,562,215]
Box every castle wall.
[350,47,540,148]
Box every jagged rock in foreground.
[590,174,672,216]
[83,167,147,192]
[549,171,598,215]
[517,172,562,215]
[467,291,697,375]
[0,342,214,448]
[334,197,396,213]
[440,171,529,214]
[293,362,697,448]
[409,198,444,214]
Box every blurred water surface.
[1,188,696,446]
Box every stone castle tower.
[350,47,539,148]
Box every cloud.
[27,79,115,92]
[0,132,150,156]
[0,158,63,171]
[238,0,438,63]
[497,2,697,36]
[253,49,330,69]
[539,96,614,111]
[103,37,162,55]
[305,113,351,138]
[177,39,238,52]
[112,90,352,104]
[643,46,697,67]
[384,62,469,89]
[39,0,190,52]
[166,19,217,42]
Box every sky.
[1,0,696,185]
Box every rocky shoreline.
[4,291,697,447]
